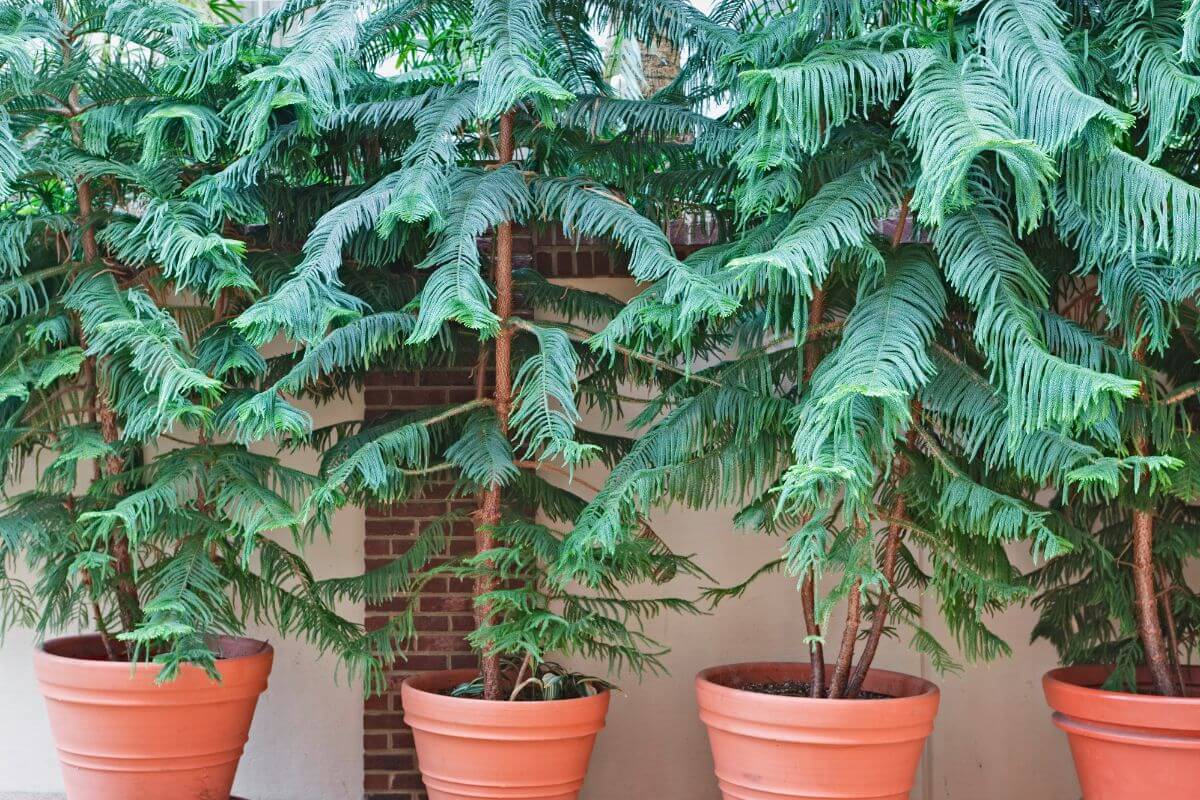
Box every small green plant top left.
[0,0,700,699]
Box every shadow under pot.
[695,662,939,800]
[401,669,610,800]
[34,634,273,800]
[1044,665,1200,800]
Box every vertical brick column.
[362,222,713,800]
[362,367,482,800]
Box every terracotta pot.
[34,634,273,800]
[695,662,939,800]
[401,669,610,800]
[1044,665,1200,799]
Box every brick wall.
[362,222,714,800]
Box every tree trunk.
[1129,332,1182,697]
[845,513,903,698]
[826,196,913,697]
[1132,509,1182,696]
[802,288,827,697]
[827,577,862,699]
[845,420,916,698]
[67,73,142,644]
[475,111,517,702]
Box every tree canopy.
[555,0,1200,698]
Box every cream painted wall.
[0,277,1081,800]
[0,392,366,800]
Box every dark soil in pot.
[738,679,892,699]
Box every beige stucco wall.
[0,278,1080,799]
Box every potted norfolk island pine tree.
[554,1,1200,797]
[1016,5,1200,797]
[0,2,402,799]
[184,2,704,800]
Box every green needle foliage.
[0,0,699,696]
[0,0,420,688]
[557,0,1200,698]
[165,0,702,700]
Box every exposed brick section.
[363,222,716,800]
[362,364,481,800]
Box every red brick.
[366,754,415,771]
[575,250,595,278]
[392,654,451,671]
[364,773,391,791]
[364,713,408,730]
[420,596,472,612]
[365,372,418,387]
[417,634,471,652]
[555,251,574,276]
[413,615,450,632]
[364,389,392,405]
[391,773,427,789]
[365,539,391,556]
[418,369,474,386]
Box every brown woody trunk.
[845,420,916,698]
[474,112,517,701]
[802,289,827,697]
[828,196,914,697]
[827,577,862,699]
[1129,333,1182,697]
[845,514,903,698]
[1132,510,1182,696]
[67,70,142,648]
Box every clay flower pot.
[401,669,610,800]
[34,635,273,800]
[696,662,939,800]
[1044,665,1200,799]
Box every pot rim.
[35,633,273,671]
[401,667,611,707]
[696,660,940,705]
[1044,664,1200,704]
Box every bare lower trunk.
[845,420,915,698]
[475,112,516,702]
[1133,510,1182,696]
[1129,330,1182,697]
[845,513,904,698]
[801,574,825,697]
[802,288,827,697]
[827,578,862,699]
